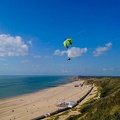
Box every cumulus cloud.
[54,47,87,58]
[67,47,87,58]
[93,42,112,56]
[0,34,28,56]
[54,50,66,56]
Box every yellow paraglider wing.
[63,38,73,48]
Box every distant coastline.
[0,75,119,99]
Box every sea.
[0,75,72,99]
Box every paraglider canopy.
[63,38,73,48]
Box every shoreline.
[0,76,73,100]
[0,78,76,101]
[0,79,94,120]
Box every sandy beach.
[0,80,93,120]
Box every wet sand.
[0,80,93,120]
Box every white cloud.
[0,34,28,56]
[54,47,87,58]
[105,42,112,47]
[93,42,112,56]
[33,55,52,59]
[102,67,114,71]
[67,47,87,58]
[54,50,66,56]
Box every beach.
[0,79,93,120]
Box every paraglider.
[67,58,71,60]
[63,38,73,48]
[63,38,73,60]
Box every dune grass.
[66,77,120,120]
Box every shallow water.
[0,75,71,99]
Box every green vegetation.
[46,110,70,120]
[65,77,120,120]
[46,115,59,120]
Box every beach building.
[57,101,77,108]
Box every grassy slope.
[66,77,120,120]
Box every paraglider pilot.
[67,58,71,60]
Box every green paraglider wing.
[63,38,73,48]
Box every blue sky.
[0,0,120,76]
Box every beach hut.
[67,101,77,108]
[57,101,69,107]
[56,101,77,108]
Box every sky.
[0,0,120,76]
